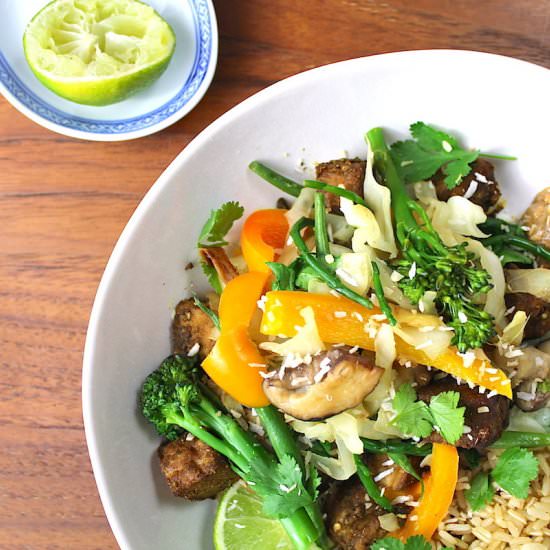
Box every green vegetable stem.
[140,355,325,550]
[367,127,495,352]
[249,161,303,197]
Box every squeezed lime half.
[23,0,176,106]
[213,482,294,550]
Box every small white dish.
[0,0,218,141]
[82,51,550,549]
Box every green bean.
[482,234,550,264]
[371,262,396,326]
[361,438,432,456]
[490,431,550,449]
[249,161,303,197]
[304,179,368,207]
[314,193,330,257]
[479,218,526,237]
[353,455,393,511]
[290,217,373,309]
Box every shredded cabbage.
[391,309,453,359]
[363,324,396,415]
[374,258,413,309]
[308,435,357,480]
[260,306,325,356]
[364,148,398,257]
[505,268,550,302]
[467,239,507,328]
[327,213,355,244]
[339,252,373,295]
[508,407,550,433]
[285,187,315,229]
[501,311,528,346]
[340,197,383,251]
[415,184,488,246]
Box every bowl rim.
[82,49,550,549]
[0,0,219,142]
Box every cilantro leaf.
[492,448,539,499]
[465,471,495,511]
[391,384,433,438]
[370,538,404,550]
[192,295,220,330]
[404,535,432,550]
[267,262,297,291]
[390,121,479,189]
[250,455,313,519]
[392,385,465,444]
[198,201,244,247]
[410,120,460,151]
[307,462,322,500]
[428,391,465,445]
[199,260,222,294]
[371,535,434,550]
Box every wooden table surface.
[1,1,549,548]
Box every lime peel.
[23,0,175,105]
[214,482,294,550]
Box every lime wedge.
[23,0,176,106]
[214,482,294,550]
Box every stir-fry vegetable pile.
[140,122,550,550]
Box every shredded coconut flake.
[463,180,479,199]
[374,468,395,482]
[442,140,453,152]
[187,343,200,357]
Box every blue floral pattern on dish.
[0,0,212,135]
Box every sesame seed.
[334,311,347,318]
[408,262,417,279]
[477,406,490,413]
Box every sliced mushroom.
[263,347,383,420]
[199,247,239,287]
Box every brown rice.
[434,448,550,549]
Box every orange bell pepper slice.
[241,209,289,273]
[393,443,459,540]
[202,271,270,407]
[260,291,512,398]
[202,326,269,408]
[219,271,269,330]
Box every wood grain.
[1,1,549,548]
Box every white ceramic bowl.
[0,0,218,141]
[83,50,550,549]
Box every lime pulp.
[23,0,175,106]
